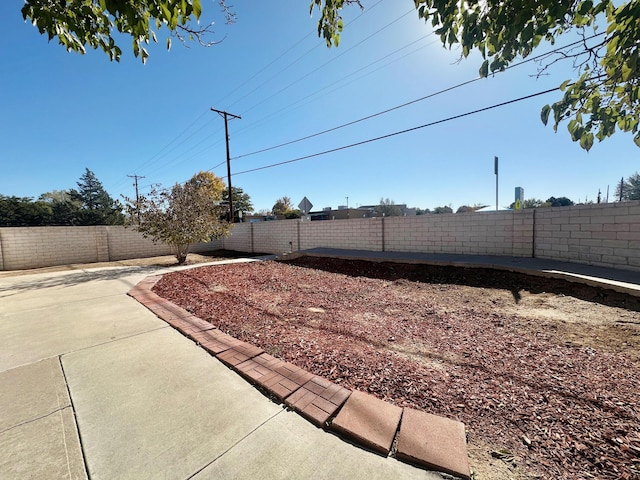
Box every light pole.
[494,156,499,211]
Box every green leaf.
[634,133,640,148]
[479,60,489,77]
[193,0,202,19]
[521,23,534,43]
[580,132,594,151]
[567,119,579,134]
[559,79,571,91]
[540,105,551,125]
[160,4,171,22]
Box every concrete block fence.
[1,200,639,271]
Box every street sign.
[298,197,313,214]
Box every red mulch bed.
[152,258,640,479]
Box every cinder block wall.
[534,201,640,270]
[250,220,298,254]
[0,226,109,270]
[1,202,639,271]
[221,223,252,253]
[384,211,534,256]
[300,217,383,251]
[105,226,172,260]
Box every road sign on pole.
[298,197,313,214]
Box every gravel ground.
[153,257,640,480]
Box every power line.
[231,33,605,160]
[110,110,211,191]
[221,0,388,110]
[226,85,560,178]
[228,33,436,142]
[139,127,225,178]
[238,7,417,117]
[133,110,210,173]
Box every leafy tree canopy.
[125,171,230,264]
[508,196,574,209]
[39,190,83,225]
[510,198,544,209]
[546,196,575,207]
[432,205,453,214]
[21,0,236,63]
[315,0,640,149]
[377,197,402,217]
[272,196,294,217]
[0,195,52,226]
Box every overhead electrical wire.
[222,85,561,179]
[238,7,417,117]
[229,33,437,141]
[140,127,225,178]
[221,0,388,110]
[230,32,605,161]
[123,110,209,173]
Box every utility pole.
[211,107,241,222]
[494,156,499,211]
[127,174,145,222]
[619,177,624,202]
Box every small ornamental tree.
[125,171,230,264]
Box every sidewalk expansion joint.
[58,325,170,358]
[59,356,92,480]
[183,409,285,480]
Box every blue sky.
[1,1,637,213]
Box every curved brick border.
[128,274,470,480]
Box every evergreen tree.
[71,168,124,225]
[616,172,640,201]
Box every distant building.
[309,204,417,220]
[359,204,417,217]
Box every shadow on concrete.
[0,265,166,296]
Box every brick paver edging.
[128,275,470,480]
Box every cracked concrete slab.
[62,327,282,480]
[0,357,70,432]
[0,359,86,480]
